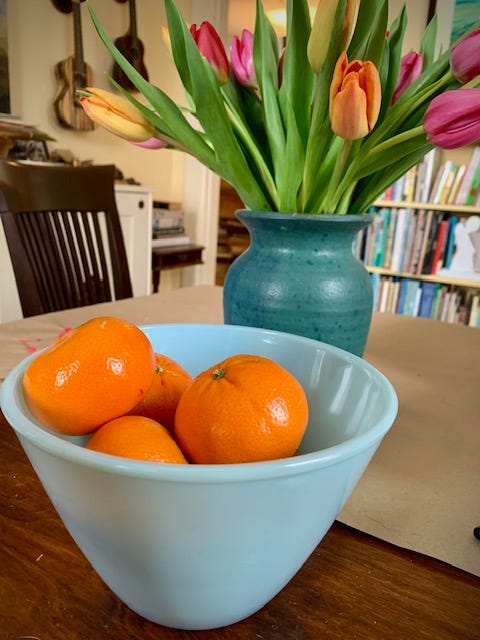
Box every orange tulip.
[329,52,381,140]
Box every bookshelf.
[360,198,480,327]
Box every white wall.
[6,0,189,203]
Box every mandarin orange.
[22,316,155,436]
[128,353,192,432]
[174,354,309,464]
[86,415,188,463]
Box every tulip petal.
[331,74,369,139]
[424,88,480,149]
[451,28,480,83]
[79,88,154,142]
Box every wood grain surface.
[1,410,479,640]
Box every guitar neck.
[72,0,86,82]
[129,0,138,43]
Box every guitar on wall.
[112,0,149,91]
[52,0,95,131]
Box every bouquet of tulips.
[81,0,480,214]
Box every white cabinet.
[114,183,153,298]
[0,183,153,323]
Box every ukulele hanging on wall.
[112,0,149,91]
[52,0,95,131]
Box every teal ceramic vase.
[223,210,374,357]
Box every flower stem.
[221,90,280,209]
[321,139,352,213]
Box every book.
[421,214,444,274]
[407,209,426,273]
[454,146,480,205]
[390,208,410,272]
[468,294,479,327]
[404,280,420,315]
[429,219,449,274]
[415,149,437,203]
[438,163,459,204]
[396,279,409,314]
[418,282,438,318]
[415,210,434,274]
[446,164,466,204]
[464,160,480,206]
[429,161,456,204]
[402,165,418,202]
[401,210,419,273]
[442,216,458,270]
[383,209,398,268]
[151,234,191,248]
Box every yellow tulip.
[329,52,381,140]
[79,88,155,142]
[307,0,360,73]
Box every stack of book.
[380,147,480,207]
[151,201,191,248]
[358,208,470,277]
[371,275,480,327]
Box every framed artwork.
[0,0,9,114]
[450,0,480,42]
[7,139,50,162]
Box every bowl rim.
[0,323,398,483]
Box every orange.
[22,316,156,436]
[86,415,188,463]
[128,353,192,433]
[174,354,309,464]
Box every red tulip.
[451,28,480,83]
[190,21,229,84]
[392,51,423,104]
[424,88,480,149]
[329,52,381,140]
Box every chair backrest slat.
[0,161,133,317]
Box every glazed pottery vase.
[223,210,374,357]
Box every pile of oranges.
[22,316,309,465]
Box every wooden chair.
[0,161,133,317]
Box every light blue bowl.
[0,323,397,630]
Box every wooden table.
[1,414,478,639]
[1,286,479,638]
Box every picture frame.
[7,139,50,162]
[451,0,480,42]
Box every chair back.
[0,161,133,317]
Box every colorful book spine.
[454,146,480,205]
[464,161,480,206]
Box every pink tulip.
[190,21,229,84]
[392,51,423,104]
[451,28,480,83]
[230,29,257,89]
[329,52,381,140]
[424,88,480,149]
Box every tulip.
[451,28,480,83]
[308,0,360,73]
[424,88,480,149]
[230,29,257,89]
[329,52,381,140]
[190,21,229,84]
[80,88,155,142]
[391,51,423,104]
[131,137,167,150]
